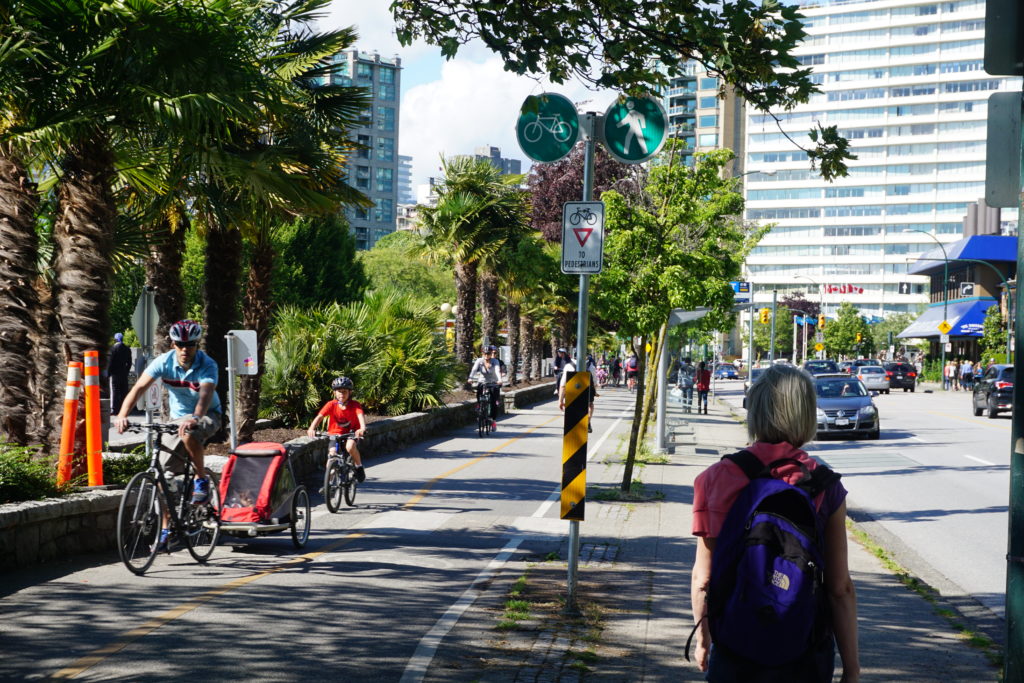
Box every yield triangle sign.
[573,227,593,247]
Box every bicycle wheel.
[553,121,571,142]
[324,458,344,513]
[184,468,221,563]
[290,486,311,549]
[342,463,358,506]
[117,471,164,575]
[569,211,581,226]
[523,121,542,143]
[477,400,488,437]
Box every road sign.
[561,371,589,521]
[561,201,605,274]
[731,281,751,303]
[940,333,950,343]
[227,330,259,375]
[938,320,952,334]
[898,282,912,295]
[601,96,667,164]
[814,342,824,352]
[516,93,580,163]
[131,288,158,350]
[960,282,976,297]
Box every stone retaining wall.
[0,381,555,571]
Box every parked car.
[814,373,880,439]
[855,365,890,394]
[803,359,839,376]
[973,364,1014,418]
[884,362,917,392]
[714,364,739,379]
[838,361,855,374]
[742,367,766,409]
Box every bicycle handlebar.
[312,431,362,441]
[123,422,187,435]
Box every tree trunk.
[559,312,573,352]
[479,269,499,347]
[28,277,60,448]
[506,300,521,385]
[0,147,40,445]
[145,216,187,354]
[238,233,274,443]
[638,324,666,441]
[520,314,534,382]
[53,141,117,369]
[622,335,646,492]
[454,260,477,365]
[533,324,545,379]
[203,226,242,428]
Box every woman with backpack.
[688,364,859,682]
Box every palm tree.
[420,157,526,364]
[495,232,547,384]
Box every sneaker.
[191,477,210,504]
[355,466,366,483]
[154,529,171,553]
[588,423,593,433]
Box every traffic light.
[855,332,863,344]
[759,308,771,324]
[817,314,826,328]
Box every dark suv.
[803,359,839,376]
[883,362,917,392]
[973,364,1014,418]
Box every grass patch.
[496,573,534,631]
[848,520,1003,670]
[589,479,664,502]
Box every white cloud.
[401,58,617,189]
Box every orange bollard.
[56,362,83,486]
[83,351,104,486]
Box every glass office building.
[743,0,1020,319]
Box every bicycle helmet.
[331,376,354,390]
[487,344,499,353]
[169,319,202,344]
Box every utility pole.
[768,289,778,362]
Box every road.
[0,389,639,681]
[715,376,1010,622]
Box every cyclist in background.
[113,320,221,505]
[469,345,506,431]
[307,376,367,482]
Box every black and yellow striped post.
[562,371,589,520]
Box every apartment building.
[318,50,402,250]
[742,0,1020,320]
[664,62,745,169]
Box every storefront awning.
[897,299,997,339]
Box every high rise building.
[663,62,745,169]
[316,50,401,250]
[456,146,522,175]
[742,0,1020,320]
[398,155,414,205]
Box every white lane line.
[401,404,631,682]
[911,436,927,442]
[964,454,996,466]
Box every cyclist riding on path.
[469,345,506,432]
[307,376,367,482]
[113,320,222,505]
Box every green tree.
[871,312,921,358]
[392,0,855,180]
[823,302,874,358]
[593,145,760,490]
[980,304,1008,362]
[274,214,367,308]
[359,231,455,307]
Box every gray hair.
[746,364,817,447]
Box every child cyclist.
[307,376,367,482]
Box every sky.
[319,1,619,192]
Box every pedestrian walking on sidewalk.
[689,364,859,682]
[695,361,711,414]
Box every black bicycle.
[475,382,501,437]
[116,423,221,575]
[318,432,360,511]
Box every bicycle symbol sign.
[517,93,580,163]
[561,201,605,274]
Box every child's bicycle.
[116,423,221,576]
[474,382,501,437]
[316,432,361,511]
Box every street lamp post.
[905,229,948,386]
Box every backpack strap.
[721,449,765,480]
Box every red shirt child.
[317,397,365,435]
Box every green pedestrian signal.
[601,96,668,164]
[516,93,580,163]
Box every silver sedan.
[855,365,890,394]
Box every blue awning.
[897,299,997,338]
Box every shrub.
[262,288,461,424]
[102,451,151,487]
[0,445,67,504]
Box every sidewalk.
[424,389,1000,681]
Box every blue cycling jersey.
[143,349,222,419]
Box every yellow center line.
[925,408,1012,430]
[52,413,562,679]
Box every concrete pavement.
[424,387,1000,681]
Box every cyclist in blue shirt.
[114,320,222,505]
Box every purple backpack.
[690,450,840,667]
